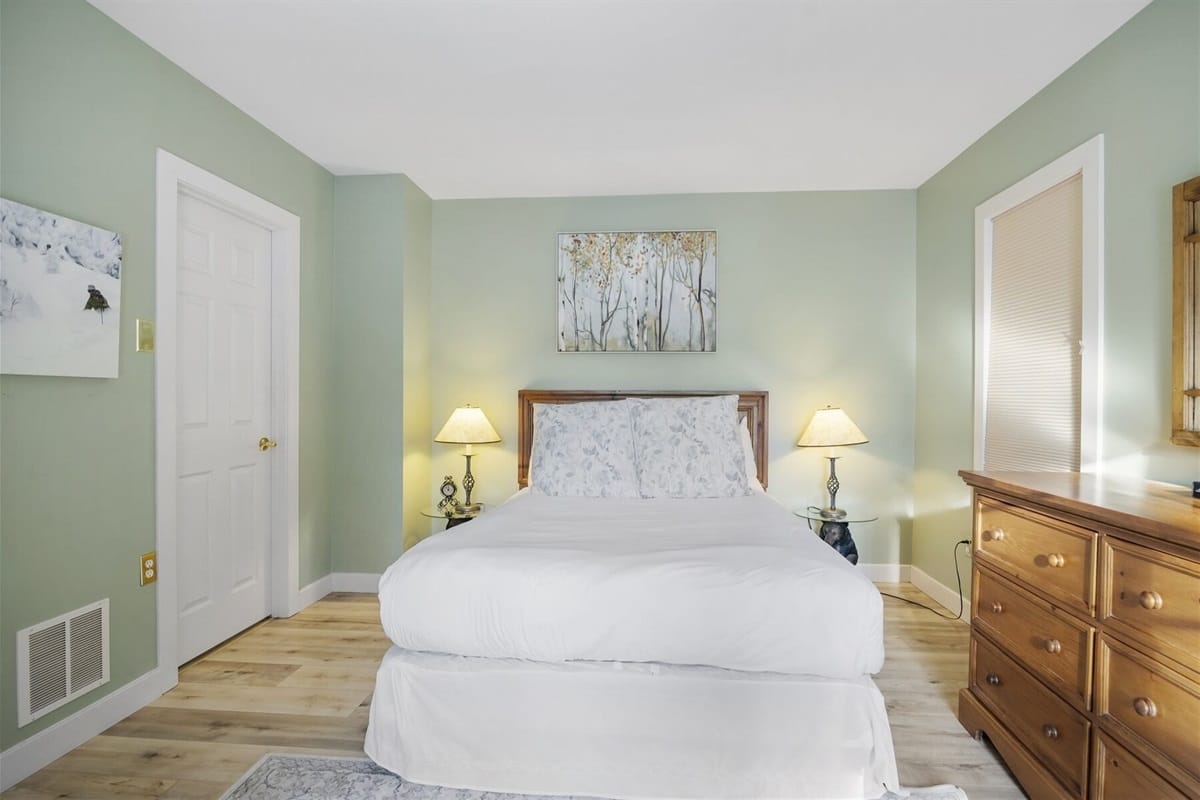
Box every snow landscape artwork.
[0,198,122,378]
[557,230,717,352]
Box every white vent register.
[16,598,109,726]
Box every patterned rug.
[220,754,968,800]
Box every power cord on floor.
[880,540,971,621]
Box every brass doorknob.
[258,437,278,452]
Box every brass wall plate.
[136,319,155,352]
[140,551,157,586]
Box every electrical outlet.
[140,551,157,586]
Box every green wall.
[330,175,432,570]
[431,191,918,565]
[0,0,335,748]
[330,177,405,572]
[400,180,433,553]
[913,0,1200,591]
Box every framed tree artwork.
[557,230,716,353]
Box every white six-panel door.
[176,192,273,664]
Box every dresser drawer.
[1096,636,1200,781]
[1092,732,1193,800]
[973,567,1093,709]
[972,636,1090,796]
[1100,536,1200,671]
[975,496,1097,614]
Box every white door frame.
[973,133,1104,472]
[155,149,301,684]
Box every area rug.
[220,754,968,800]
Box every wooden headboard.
[517,390,769,488]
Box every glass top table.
[793,509,875,564]
[794,509,878,524]
[421,505,483,520]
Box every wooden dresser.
[957,471,1200,800]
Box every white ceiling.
[89,0,1149,199]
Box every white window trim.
[973,134,1104,472]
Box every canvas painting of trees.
[557,230,717,352]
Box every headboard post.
[517,390,769,488]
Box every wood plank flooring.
[874,584,1023,799]
[3,586,1024,799]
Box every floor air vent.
[17,598,109,726]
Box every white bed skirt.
[365,647,899,800]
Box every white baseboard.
[910,565,968,620]
[331,572,382,593]
[858,563,911,582]
[0,666,175,791]
[289,571,379,611]
[290,574,333,616]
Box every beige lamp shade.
[796,406,868,448]
[435,405,501,445]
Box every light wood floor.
[874,584,1023,799]
[3,585,1023,799]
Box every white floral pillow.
[530,401,640,498]
[628,395,750,498]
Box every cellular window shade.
[984,173,1083,472]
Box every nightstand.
[794,509,877,565]
[421,505,481,530]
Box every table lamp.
[435,405,501,513]
[796,405,868,520]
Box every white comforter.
[378,491,884,678]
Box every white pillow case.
[530,401,640,498]
[628,395,750,498]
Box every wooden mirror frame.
[1172,176,1199,446]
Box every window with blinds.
[982,173,1083,471]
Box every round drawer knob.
[1047,553,1066,568]
[986,672,1001,686]
[1139,590,1163,610]
[1044,639,1062,654]
[1043,724,1059,740]
[989,529,1005,542]
[1133,697,1157,718]
[989,601,1004,614]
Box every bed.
[366,390,898,799]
